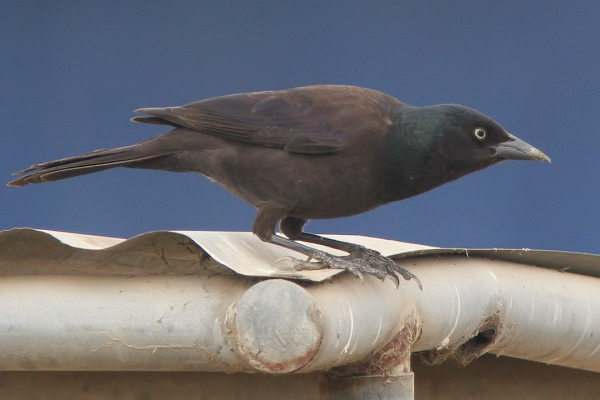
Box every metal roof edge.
[1,228,599,279]
[392,248,600,279]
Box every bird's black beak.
[493,133,551,162]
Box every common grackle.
[8,85,550,288]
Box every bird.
[8,85,550,288]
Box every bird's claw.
[291,246,421,289]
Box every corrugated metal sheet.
[2,228,599,279]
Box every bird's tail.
[7,144,170,187]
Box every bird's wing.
[132,85,402,155]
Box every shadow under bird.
[8,85,550,288]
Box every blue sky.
[2,1,599,255]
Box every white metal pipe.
[0,274,248,371]
[404,256,600,372]
[0,273,410,372]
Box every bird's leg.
[255,212,421,288]
[293,232,375,253]
[268,232,421,289]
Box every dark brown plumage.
[8,85,550,287]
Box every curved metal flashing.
[1,228,598,279]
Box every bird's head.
[426,104,550,172]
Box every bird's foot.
[268,234,421,289]
[291,245,421,289]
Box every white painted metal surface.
[1,228,599,375]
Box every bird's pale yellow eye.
[473,127,487,141]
